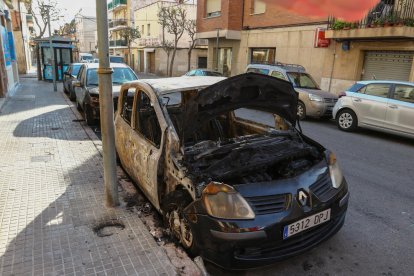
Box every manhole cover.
[93,220,125,237]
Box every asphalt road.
[206,110,414,275]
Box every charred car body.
[115,73,349,269]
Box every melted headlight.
[328,152,344,189]
[202,182,255,220]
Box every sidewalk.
[0,78,177,275]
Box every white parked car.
[333,80,414,138]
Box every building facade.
[197,0,414,94]
[75,15,97,54]
[107,0,134,67]
[0,0,19,98]
[133,0,207,76]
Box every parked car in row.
[184,69,223,77]
[63,63,82,101]
[79,53,94,63]
[73,63,138,125]
[333,80,414,138]
[115,73,349,269]
[91,56,125,64]
[246,63,338,120]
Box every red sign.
[314,28,330,48]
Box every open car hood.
[181,73,298,137]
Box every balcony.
[109,19,128,31]
[109,40,128,48]
[326,0,414,40]
[108,0,127,12]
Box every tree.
[119,27,141,69]
[24,0,62,38]
[184,19,196,72]
[57,19,76,37]
[158,5,187,77]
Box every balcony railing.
[328,0,414,30]
[109,40,127,47]
[107,0,127,11]
[109,19,128,29]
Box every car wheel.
[297,101,306,120]
[84,105,97,126]
[337,109,358,132]
[162,190,199,256]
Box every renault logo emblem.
[298,190,309,207]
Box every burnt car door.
[117,86,167,210]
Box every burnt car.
[115,73,349,269]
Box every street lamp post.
[45,5,57,92]
[96,0,119,207]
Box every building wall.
[76,16,97,53]
[134,1,198,49]
[242,0,326,28]
[196,0,243,33]
[206,24,331,84]
[154,47,208,76]
[320,40,414,94]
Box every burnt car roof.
[137,76,227,94]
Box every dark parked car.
[63,63,82,101]
[115,73,349,269]
[73,63,138,125]
[184,69,223,77]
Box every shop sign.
[314,28,330,48]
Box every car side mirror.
[73,81,81,87]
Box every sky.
[52,0,97,29]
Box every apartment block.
[197,0,414,94]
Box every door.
[385,84,414,134]
[149,52,155,74]
[362,51,414,81]
[139,51,145,72]
[74,66,86,106]
[352,83,391,127]
[128,90,166,209]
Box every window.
[71,65,81,77]
[359,84,390,98]
[393,85,414,104]
[135,92,162,147]
[246,67,269,75]
[185,70,196,76]
[147,24,150,36]
[252,0,266,14]
[121,90,135,124]
[287,72,320,89]
[77,66,84,81]
[250,48,275,64]
[206,0,221,17]
[271,71,287,81]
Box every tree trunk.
[187,49,191,72]
[169,41,178,77]
[166,51,170,76]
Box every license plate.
[283,209,331,239]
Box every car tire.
[162,190,199,257]
[336,109,358,132]
[84,104,97,126]
[297,101,306,120]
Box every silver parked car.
[333,80,414,138]
[246,63,338,120]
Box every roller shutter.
[362,51,413,81]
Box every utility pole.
[215,28,220,72]
[96,0,119,207]
[45,5,57,92]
